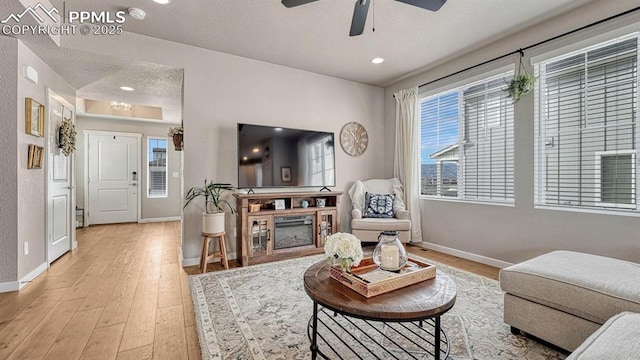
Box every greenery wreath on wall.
[58,117,76,156]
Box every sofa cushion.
[500,251,640,324]
[351,218,410,231]
[348,178,406,213]
[567,312,640,359]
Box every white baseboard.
[0,280,19,293]
[0,262,48,293]
[138,216,181,224]
[416,242,513,269]
[18,262,48,289]
[182,252,238,267]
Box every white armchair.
[347,178,411,243]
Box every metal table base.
[308,302,450,360]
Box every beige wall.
[16,41,76,280]
[0,38,76,287]
[0,36,19,284]
[383,1,640,265]
[75,116,183,221]
[60,32,385,263]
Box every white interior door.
[88,132,141,225]
[47,91,75,264]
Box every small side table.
[200,232,229,273]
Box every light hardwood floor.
[0,222,499,360]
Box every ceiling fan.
[281,0,447,37]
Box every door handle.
[64,185,73,190]
[129,183,137,186]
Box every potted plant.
[184,179,236,234]
[168,126,183,151]
[505,50,537,103]
[506,73,536,103]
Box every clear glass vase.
[372,230,408,271]
[331,257,352,273]
[328,257,352,273]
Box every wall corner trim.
[0,281,20,293]
[18,262,48,290]
[416,242,513,269]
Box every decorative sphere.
[301,200,309,208]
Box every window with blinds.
[420,71,514,203]
[148,137,168,198]
[535,34,638,212]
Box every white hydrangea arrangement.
[324,232,363,273]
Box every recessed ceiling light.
[371,57,384,64]
[252,148,260,153]
[120,86,134,91]
[242,156,248,161]
[128,7,146,20]
[153,0,171,4]
[275,127,283,131]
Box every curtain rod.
[396,6,640,94]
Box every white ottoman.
[567,312,640,359]
[500,250,640,351]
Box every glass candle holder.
[372,230,408,271]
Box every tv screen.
[237,123,336,188]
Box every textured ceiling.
[49,0,594,86]
[4,0,600,123]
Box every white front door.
[87,132,140,225]
[47,91,75,264]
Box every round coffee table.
[304,260,457,360]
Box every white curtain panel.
[393,87,423,243]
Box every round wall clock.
[340,122,368,156]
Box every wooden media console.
[233,191,342,266]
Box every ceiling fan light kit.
[282,0,447,37]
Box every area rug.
[189,254,567,360]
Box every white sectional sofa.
[499,250,640,352]
[566,311,640,359]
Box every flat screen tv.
[237,123,336,188]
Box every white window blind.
[462,75,515,201]
[420,71,514,203]
[148,138,168,198]
[536,35,638,211]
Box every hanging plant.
[58,117,76,156]
[167,126,183,137]
[506,50,537,103]
[168,126,184,151]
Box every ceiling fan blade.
[281,0,319,8]
[394,0,447,11]
[349,0,370,37]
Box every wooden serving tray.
[329,257,436,298]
